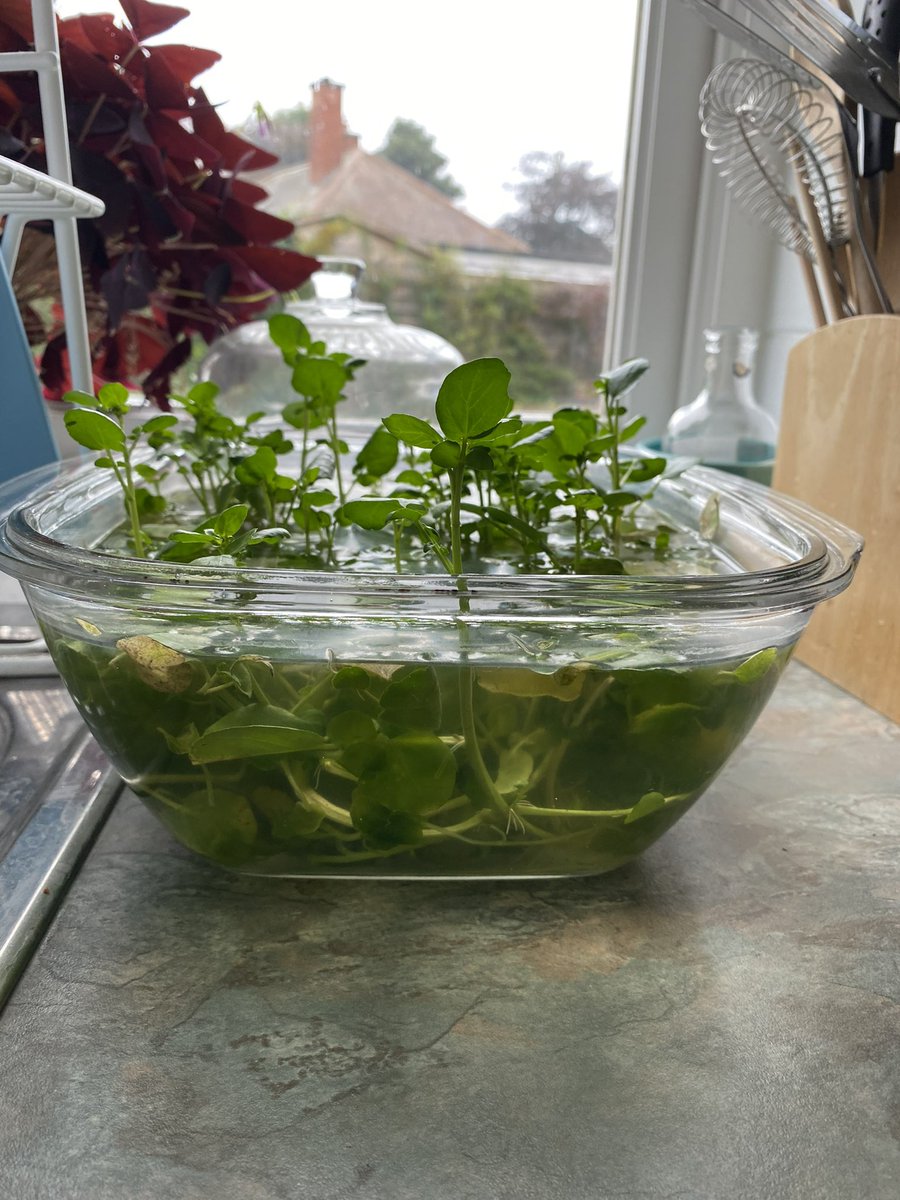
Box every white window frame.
[608,0,813,434]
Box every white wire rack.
[0,0,104,393]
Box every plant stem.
[112,453,146,559]
[329,413,346,506]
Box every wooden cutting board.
[772,315,900,723]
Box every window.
[53,0,641,410]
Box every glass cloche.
[198,258,463,420]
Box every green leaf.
[63,408,126,452]
[189,704,329,763]
[327,710,378,747]
[62,389,102,410]
[395,468,427,486]
[603,490,642,510]
[552,408,595,456]
[186,381,220,406]
[434,357,512,442]
[268,312,311,357]
[727,647,778,685]
[624,790,667,824]
[617,416,647,443]
[458,503,548,551]
[116,635,194,693]
[352,733,456,813]
[382,413,441,449]
[213,504,249,539]
[350,796,423,850]
[495,747,534,797]
[96,381,131,414]
[600,358,650,400]
[477,665,588,701]
[332,666,371,690]
[159,790,258,864]
[234,445,277,484]
[252,785,322,839]
[339,498,404,531]
[465,445,494,471]
[430,440,461,469]
[472,417,525,445]
[170,530,215,545]
[355,427,399,478]
[139,414,178,435]
[291,356,348,403]
[379,664,442,731]
[626,455,666,482]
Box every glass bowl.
[0,459,861,879]
[198,258,464,421]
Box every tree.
[499,152,619,264]
[0,0,318,404]
[379,119,464,200]
[410,253,575,404]
[240,100,309,168]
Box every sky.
[54,0,640,225]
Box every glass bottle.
[662,327,778,485]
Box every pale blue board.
[0,255,59,485]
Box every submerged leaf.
[477,664,588,701]
[189,703,329,763]
[116,635,193,693]
[495,747,534,797]
[379,665,442,730]
[724,646,779,685]
[624,790,666,824]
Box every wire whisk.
[700,57,892,319]
[700,58,851,261]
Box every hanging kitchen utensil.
[700,57,893,317]
[683,0,900,118]
[860,0,900,246]
[701,58,849,319]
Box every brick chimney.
[308,78,358,184]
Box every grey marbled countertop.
[0,663,898,1200]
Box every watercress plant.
[49,322,788,877]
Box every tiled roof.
[252,149,529,255]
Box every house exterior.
[250,80,612,403]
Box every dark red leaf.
[221,198,295,244]
[0,3,34,44]
[101,248,157,330]
[203,261,231,306]
[39,334,68,399]
[143,48,193,110]
[226,177,270,206]
[120,0,189,41]
[59,41,138,101]
[0,77,21,116]
[70,147,132,237]
[132,183,180,244]
[225,247,320,294]
[150,43,220,83]
[190,90,278,170]
[156,192,197,238]
[67,99,127,139]
[146,111,221,169]
[142,336,192,406]
[132,138,169,191]
[62,14,137,60]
